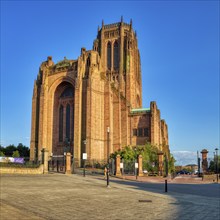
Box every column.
[138,155,143,176]
[116,154,121,176]
[201,149,209,174]
[65,152,72,174]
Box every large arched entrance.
[52,82,74,155]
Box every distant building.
[30,19,169,166]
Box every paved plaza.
[0,174,219,220]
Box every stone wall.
[0,165,44,175]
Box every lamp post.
[213,152,215,173]
[83,139,87,177]
[134,147,138,179]
[215,148,218,183]
[197,151,201,177]
[107,127,110,160]
[107,127,110,187]
[50,152,53,172]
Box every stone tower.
[30,19,169,166]
[201,149,209,173]
[93,17,142,109]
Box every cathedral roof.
[131,108,150,114]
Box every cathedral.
[30,18,169,165]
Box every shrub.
[0,151,5,156]
[12,150,20,158]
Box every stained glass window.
[144,128,149,137]
[138,128,143,137]
[66,104,70,140]
[59,105,63,142]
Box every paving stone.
[0,174,219,220]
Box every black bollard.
[107,165,110,187]
[83,162,85,177]
[165,180,168,192]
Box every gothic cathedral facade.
[30,19,169,165]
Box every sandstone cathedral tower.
[30,18,169,165]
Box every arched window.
[114,41,119,69]
[59,105,63,142]
[107,42,111,70]
[66,104,70,140]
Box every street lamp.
[83,139,87,148]
[107,127,110,160]
[50,152,53,172]
[197,151,201,177]
[107,127,110,187]
[83,139,87,177]
[215,148,218,183]
[134,147,138,179]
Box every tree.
[0,143,30,158]
[168,154,176,173]
[0,145,6,156]
[0,151,5,156]
[0,145,5,152]
[110,143,176,175]
[209,155,220,173]
[12,150,20,158]
[110,143,161,173]
[4,145,17,156]
[208,160,215,172]
[17,143,30,157]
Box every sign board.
[0,157,24,164]
[135,162,139,168]
[120,163,123,168]
[83,153,87,160]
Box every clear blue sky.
[1,1,219,163]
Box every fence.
[122,159,135,176]
[48,155,66,173]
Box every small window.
[144,128,149,137]
[107,42,111,70]
[133,129,137,136]
[138,128,143,137]
[114,41,119,70]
